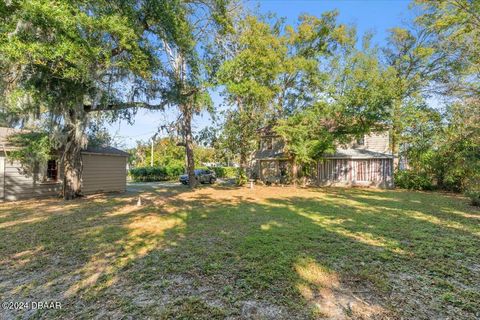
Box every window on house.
[356,135,365,146]
[266,137,273,150]
[46,159,58,181]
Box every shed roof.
[82,145,129,157]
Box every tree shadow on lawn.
[313,188,480,230]
[0,187,479,319]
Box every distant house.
[252,127,394,188]
[0,127,129,201]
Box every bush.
[129,165,184,182]
[465,189,480,206]
[465,178,480,206]
[165,164,185,178]
[236,168,248,185]
[394,170,434,191]
[210,166,237,178]
[129,165,238,182]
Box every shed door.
[0,156,4,200]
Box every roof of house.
[0,127,129,157]
[324,148,393,159]
[255,147,393,161]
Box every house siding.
[81,153,127,194]
[2,156,61,201]
[0,151,127,201]
[351,132,390,153]
[365,132,390,153]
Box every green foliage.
[394,170,434,191]
[87,124,114,148]
[128,137,218,169]
[139,0,233,187]
[7,132,54,174]
[217,16,285,107]
[0,0,158,198]
[165,164,185,178]
[0,0,152,115]
[275,108,336,165]
[465,184,480,207]
[129,165,237,182]
[210,166,237,178]
[129,165,185,182]
[217,13,348,170]
[399,101,479,193]
[216,16,287,168]
[276,34,396,171]
[236,167,248,186]
[385,0,479,197]
[414,0,479,96]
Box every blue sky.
[108,0,412,149]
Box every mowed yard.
[0,184,479,319]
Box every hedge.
[394,170,434,191]
[129,165,238,182]
[210,166,237,178]
[129,165,184,182]
[184,166,238,179]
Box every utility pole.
[151,133,158,167]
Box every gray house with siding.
[253,127,394,188]
[0,127,128,201]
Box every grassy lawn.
[0,184,479,319]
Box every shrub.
[465,189,480,206]
[210,166,237,178]
[165,164,185,178]
[129,165,238,182]
[465,177,480,206]
[236,168,248,185]
[394,170,434,190]
[129,165,184,182]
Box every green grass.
[0,185,479,319]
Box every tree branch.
[84,101,169,113]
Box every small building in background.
[0,127,128,201]
[252,127,394,188]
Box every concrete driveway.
[127,181,180,192]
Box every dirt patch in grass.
[0,184,479,319]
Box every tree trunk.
[61,106,87,200]
[183,104,197,188]
[236,96,248,185]
[238,150,248,185]
[292,157,298,187]
[239,152,247,173]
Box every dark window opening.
[46,160,58,181]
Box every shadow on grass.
[0,186,479,319]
